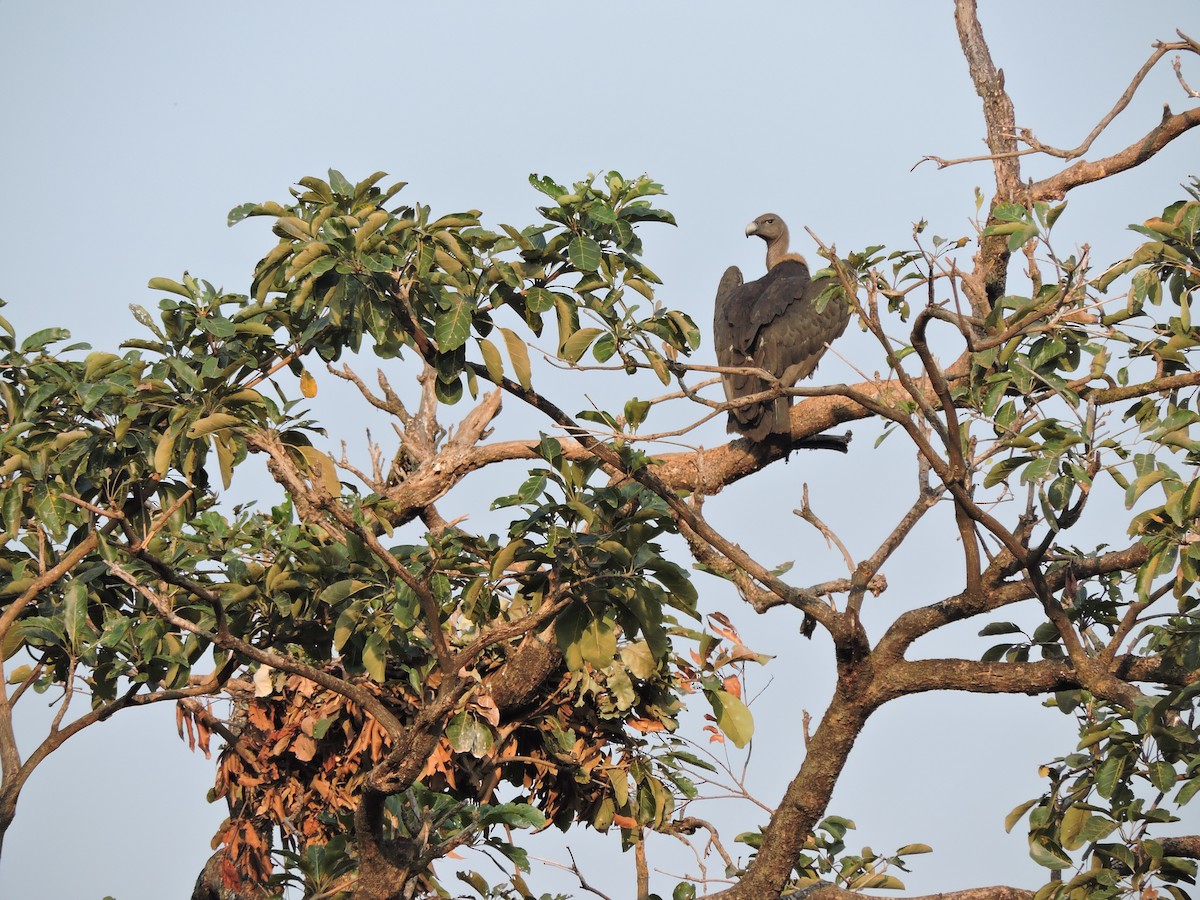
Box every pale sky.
[1,3,1198,898]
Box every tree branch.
[871,654,1196,704]
[1031,105,1200,201]
[796,885,1032,900]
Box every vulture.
[713,213,850,441]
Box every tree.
[2,2,1199,898]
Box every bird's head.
[745,213,788,244]
[746,213,802,269]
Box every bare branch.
[795,484,855,574]
[1176,54,1200,99]
[1019,40,1194,160]
[1031,105,1200,201]
[847,472,939,618]
[527,848,614,900]
[668,817,737,874]
[329,363,409,417]
[954,0,1022,200]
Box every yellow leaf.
[500,327,532,390]
[300,369,318,398]
[186,413,240,439]
[298,446,341,495]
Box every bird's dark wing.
[713,265,744,375]
[715,264,773,437]
[748,260,811,329]
[715,259,850,441]
[755,262,850,385]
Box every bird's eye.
[766,218,775,224]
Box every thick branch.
[879,541,1152,659]
[1163,835,1200,859]
[954,0,1020,200]
[1032,106,1200,201]
[720,695,874,899]
[871,654,1197,705]
[797,886,1032,900]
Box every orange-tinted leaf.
[627,718,667,733]
[722,675,742,699]
[197,716,212,760]
[707,613,742,644]
[291,733,317,762]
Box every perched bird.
[713,213,850,441]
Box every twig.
[1174,55,1200,99]
[526,848,613,900]
[794,484,855,574]
[671,817,736,874]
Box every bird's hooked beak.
[744,221,759,238]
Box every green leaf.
[446,711,494,758]
[979,621,1023,637]
[619,641,658,680]
[985,455,1034,489]
[1149,760,1177,792]
[1028,835,1072,870]
[706,689,754,748]
[477,801,545,829]
[1126,469,1166,508]
[363,632,387,682]
[146,276,193,298]
[526,287,555,313]
[587,203,617,224]
[819,815,855,839]
[555,605,587,671]
[63,580,90,650]
[1177,777,1200,805]
[328,169,352,196]
[529,173,567,200]
[568,235,602,272]
[593,333,617,363]
[607,767,630,807]
[1005,798,1037,833]
[318,579,369,606]
[579,615,617,668]
[434,294,472,351]
[153,425,179,477]
[607,667,636,710]
[19,328,71,353]
[560,328,603,364]
[1095,753,1126,798]
[434,375,463,405]
[333,605,360,652]
[850,874,905,891]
